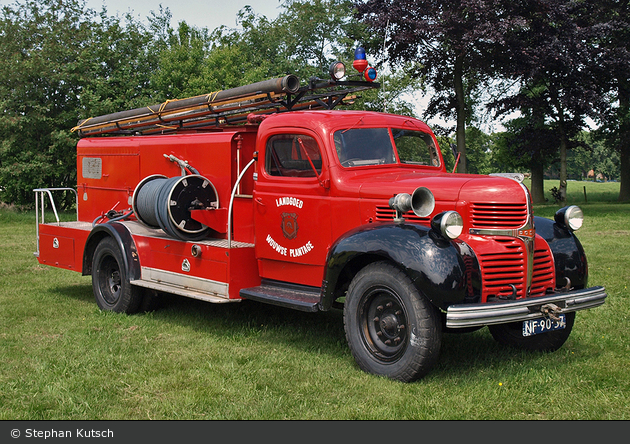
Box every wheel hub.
[361,289,408,361]
[108,270,121,295]
[379,313,400,338]
[98,255,122,305]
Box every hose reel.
[132,174,219,241]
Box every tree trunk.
[619,145,630,202]
[618,81,630,202]
[559,134,568,204]
[551,99,568,205]
[454,55,467,174]
[529,155,546,204]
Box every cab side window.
[266,134,322,177]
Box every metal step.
[239,280,321,312]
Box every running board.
[131,279,236,304]
[239,280,321,312]
[130,267,236,304]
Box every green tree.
[0,0,96,207]
[201,1,416,112]
[275,0,380,78]
[355,0,526,174]
[79,8,156,117]
[585,133,620,182]
[150,20,211,100]
[492,111,560,204]
[492,1,606,204]
[566,139,594,181]
[203,7,286,89]
[590,0,630,201]
[464,127,493,175]
[0,0,155,207]
[565,132,619,183]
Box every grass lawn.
[0,180,628,420]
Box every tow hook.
[540,303,563,321]
[497,284,518,301]
[556,277,572,292]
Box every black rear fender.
[82,222,141,280]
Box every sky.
[0,0,284,31]
[84,0,284,30]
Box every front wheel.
[488,311,576,352]
[343,262,442,382]
[92,237,143,314]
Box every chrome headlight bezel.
[431,211,464,240]
[555,205,584,231]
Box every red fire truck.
[34,53,606,382]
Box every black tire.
[343,262,442,382]
[92,237,143,314]
[488,311,575,352]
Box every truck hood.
[356,170,527,204]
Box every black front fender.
[534,216,588,289]
[321,223,468,311]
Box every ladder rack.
[73,76,379,137]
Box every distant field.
[0,180,628,420]
[530,179,621,205]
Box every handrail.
[33,187,79,257]
[227,158,256,249]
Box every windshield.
[333,128,440,168]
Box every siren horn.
[389,187,435,223]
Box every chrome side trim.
[446,286,607,328]
[469,228,531,237]
[131,266,235,304]
[489,172,525,182]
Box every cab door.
[253,131,331,287]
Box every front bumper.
[446,286,607,329]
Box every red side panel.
[76,130,257,244]
[133,235,229,283]
[132,232,260,299]
[77,141,140,222]
[227,246,261,298]
[77,132,237,223]
[37,223,90,272]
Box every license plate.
[522,314,566,337]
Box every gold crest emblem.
[281,212,298,240]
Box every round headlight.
[432,211,464,240]
[565,205,583,230]
[329,61,346,80]
[555,205,583,231]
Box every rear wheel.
[488,311,575,351]
[343,262,442,382]
[92,237,143,314]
